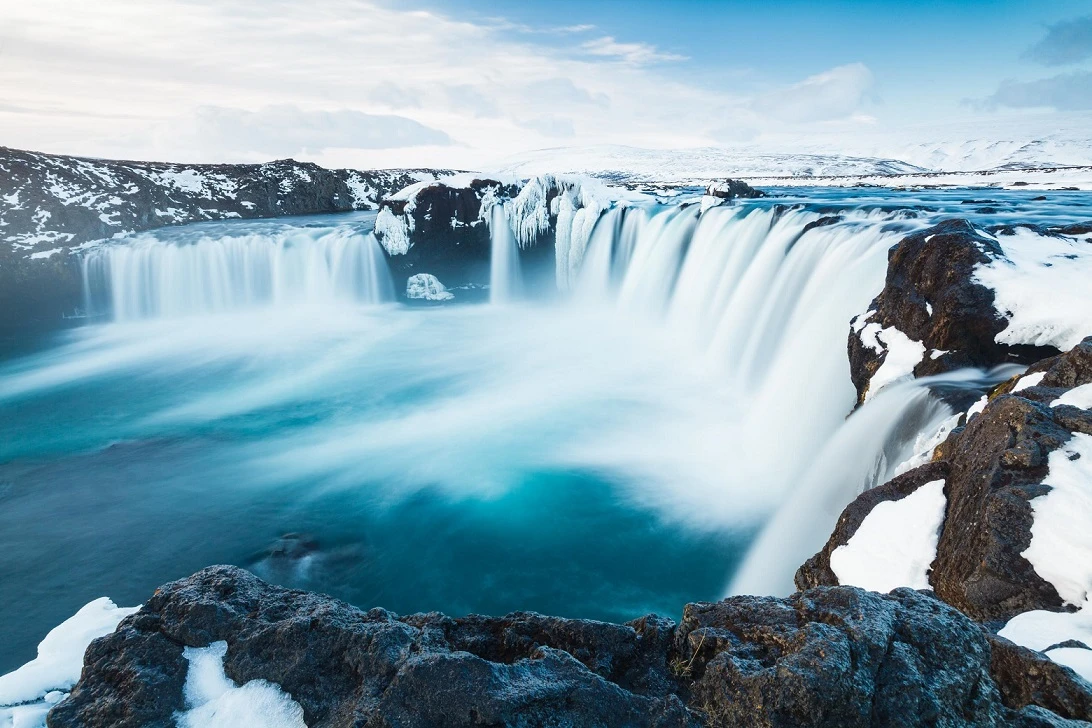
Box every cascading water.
[8,189,1065,674]
[488,205,523,303]
[81,219,394,320]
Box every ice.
[175,642,306,728]
[406,273,454,301]
[829,479,946,592]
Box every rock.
[48,566,1089,727]
[802,338,1092,622]
[705,179,766,200]
[405,273,455,301]
[373,174,611,295]
[987,633,1092,722]
[848,219,1060,405]
[375,179,522,294]
[0,145,455,333]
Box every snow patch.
[0,598,139,727]
[975,228,1092,351]
[1053,383,1092,410]
[1022,432,1092,606]
[866,326,927,400]
[829,479,947,592]
[1012,371,1046,393]
[1000,599,1092,681]
[28,248,62,260]
[406,273,454,301]
[175,642,306,728]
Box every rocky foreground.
[44,565,1091,728]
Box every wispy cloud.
[581,36,687,65]
[1024,15,1092,66]
[753,63,875,123]
[983,71,1092,111]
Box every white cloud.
[752,63,875,123]
[581,36,688,65]
[515,115,576,138]
[150,105,453,161]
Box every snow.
[1054,383,1092,410]
[865,326,927,400]
[967,395,989,420]
[156,169,206,194]
[406,273,454,301]
[175,642,305,728]
[28,248,61,260]
[1000,600,1092,680]
[373,207,414,256]
[1012,371,1046,393]
[975,228,1092,351]
[829,479,947,592]
[0,598,139,727]
[1022,433,1092,607]
[1046,647,1092,682]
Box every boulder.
[48,566,1089,727]
[848,219,1060,406]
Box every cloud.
[752,63,875,123]
[522,78,610,108]
[515,115,576,138]
[581,36,687,65]
[984,71,1092,110]
[1024,15,1092,66]
[370,82,422,109]
[444,85,502,118]
[165,105,454,159]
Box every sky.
[1,0,1090,169]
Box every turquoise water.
[0,304,750,672]
[3,187,1087,673]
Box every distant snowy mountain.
[0,146,458,254]
[492,118,1092,185]
[492,145,928,185]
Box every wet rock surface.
[48,566,1089,727]
[803,338,1092,623]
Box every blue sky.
[1,0,1088,167]
[427,0,1092,122]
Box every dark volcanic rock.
[49,566,1089,727]
[373,175,604,297]
[705,179,766,200]
[0,146,455,332]
[801,338,1092,623]
[375,178,523,295]
[987,634,1092,722]
[848,219,1060,405]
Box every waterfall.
[489,205,523,304]
[82,224,394,320]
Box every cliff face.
[0,146,456,331]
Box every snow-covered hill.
[492,145,928,185]
[0,146,458,255]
